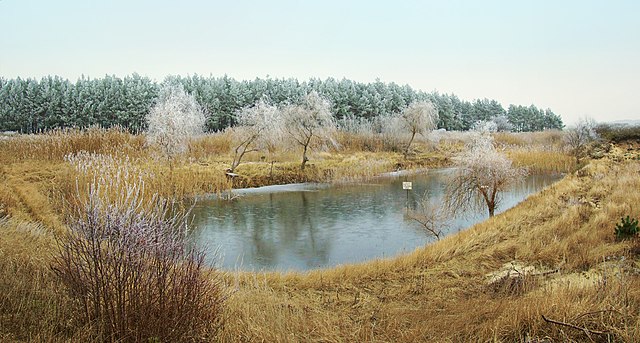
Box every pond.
[189,169,561,271]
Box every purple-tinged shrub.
[52,175,223,342]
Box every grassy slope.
[0,131,638,342]
[219,145,640,342]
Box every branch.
[541,315,608,337]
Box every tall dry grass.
[0,218,76,342]
[508,149,576,174]
[493,130,566,150]
[3,129,633,342]
[0,127,146,164]
[216,154,640,342]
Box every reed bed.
[508,149,577,174]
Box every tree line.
[0,74,564,133]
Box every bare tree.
[565,117,599,164]
[229,99,280,173]
[445,134,527,217]
[405,192,449,240]
[399,100,438,156]
[146,84,206,169]
[281,91,335,170]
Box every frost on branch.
[400,100,438,155]
[445,134,527,217]
[229,98,281,173]
[145,83,205,166]
[281,91,335,170]
[52,162,223,342]
[565,117,599,163]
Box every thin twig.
[542,314,608,336]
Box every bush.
[596,123,640,142]
[614,215,639,241]
[52,174,223,342]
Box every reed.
[0,218,74,342]
[0,127,146,164]
[493,130,565,150]
[508,149,577,173]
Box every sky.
[1,0,639,125]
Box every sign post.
[402,182,412,204]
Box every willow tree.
[281,91,335,170]
[399,100,438,156]
[229,99,280,173]
[445,134,527,217]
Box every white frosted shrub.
[445,134,527,217]
[146,84,205,165]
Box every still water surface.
[190,169,561,271]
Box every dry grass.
[188,132,233,161]
[0,127,146,164]
[214,155,640,342]
[493,130,566,150]
[508,149,576,174]
[0,218,77,342]
[2,129,638,342]
[334,131,388,152]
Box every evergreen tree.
[0,74,564,133]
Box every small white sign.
[402,182,412,190]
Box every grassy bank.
[218,146,639,342]
[3,129,637,342]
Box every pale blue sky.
[1,0,639,124]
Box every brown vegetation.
[1,128,638,342]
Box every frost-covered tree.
[281,91,335,170]
[229,99,280,173]
[445,134,527,217]
[379,113,406,152]
[565,117,599,164]
[399,100,438,156]
[493,114,513,132]
[472,120,498,133]
[146,84,205,168]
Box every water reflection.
[190,170,561,271]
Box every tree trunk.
[488,203,495,217]
[301,134,312,170]
[230,148,244,173]
[404,130,417,157]
[301,144,309,170]
[488,186,497,217]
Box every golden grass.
[0,218,76,342]
[333,131,387,152]
[216,156,640,342]
[493,130,565,150]
[508,149,576,174]
[0,127,146,164]
[188,131,233,161]
[2,129,637,342]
